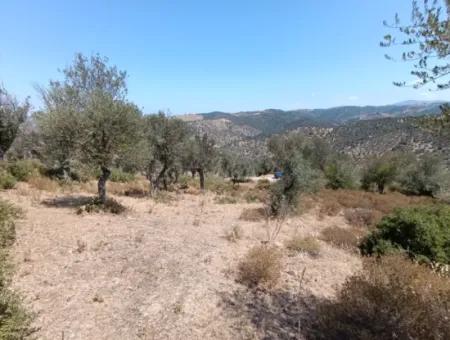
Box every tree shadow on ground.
[219,287,326,340]
[41,195,94,208]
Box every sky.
[0,0,449,114]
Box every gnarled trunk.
[151,164,167,195]
[198,168,205,191]
[98,166,111,204]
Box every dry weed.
[239,207,266,221]
[285,236,321,257]
[224,225,244,242]
[237,245,282,287]
[312,255,450,340]
[320,226,366,250]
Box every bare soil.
[1,184,361,339]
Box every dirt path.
[1,187,361,339]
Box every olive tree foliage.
[37,53,129,175]
[80,93,141,202]
[267,133,323,216]
[361,154,399,194]
[324,155,358,190]
[0,86,30,160]
[143,112,187,192]
[398,153,448,197]
[381,0,450,90]
[37,53,141,202]
[182,133,216,190]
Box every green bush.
[0,201,21,248]
[0,171,16,190]
[0,200,32,338]
[269,154,322,216]
[324,158,357,190]
[398,154,448,197]
[360,205,450,264]
[109,168,135,183]
[311,255,450,340]
[7,160,43,182]
[361,155,398,194]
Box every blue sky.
[1,0,448,114]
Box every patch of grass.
[320,226,366,250]
[307,189,434,218]
[0,170,16,190]
[237,245,282,287]
[109,168,135,183]
[79,197,127,215]
[7,160,43,182]
[153,191,175,204]
[0,201,22,248]
[343,208,383,228]
[107,179,149,197]
[285,236,320,257]
[225,225,244,242]
[311,255,450,340]
[239,207,266,221]
[28,175,60,192]
[0,200,33,338]
[214,195,238,204]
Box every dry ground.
[1,184,361,340]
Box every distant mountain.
[181,101,446,137]
[180,101,449,166]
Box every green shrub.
[0,171,16,190]
[109,168,135,183]
[311,256,450,340]
[324,158,357,190]
[0,201,21,248]
[398,154,448,197]
[7,160,43,182]
[269,154,322,216]
[0,200,32,338]
[361,155,398,194]
[80,197,127,215]
[360,205,450,264]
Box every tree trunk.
[191,169,196,178]
[377,182,385,194]
[151,165,167,195]
[198,168,205,191]
[98,166,111,204]
[0,148,4,161]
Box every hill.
[181,101,449,165]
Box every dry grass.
[28,176,60,192]
[312,255,450,340]
[107,179,149,197]
[237,245,282,287]
[214,195,238,204]
[224,225,244,242]
[305,189,434,218]
[320,226,366,250]
[239,207,266,221]
[343,208,383,228]
[285,236,321,257]
[77,197,127,215]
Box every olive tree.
[0,86,30,160]
[81,93,141,203]
[144,112,187,192]
[382,0,449,90]
[37,53,127,177]
[361,155,399,194]
[38,53,141,202]
[183,133,215,190]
